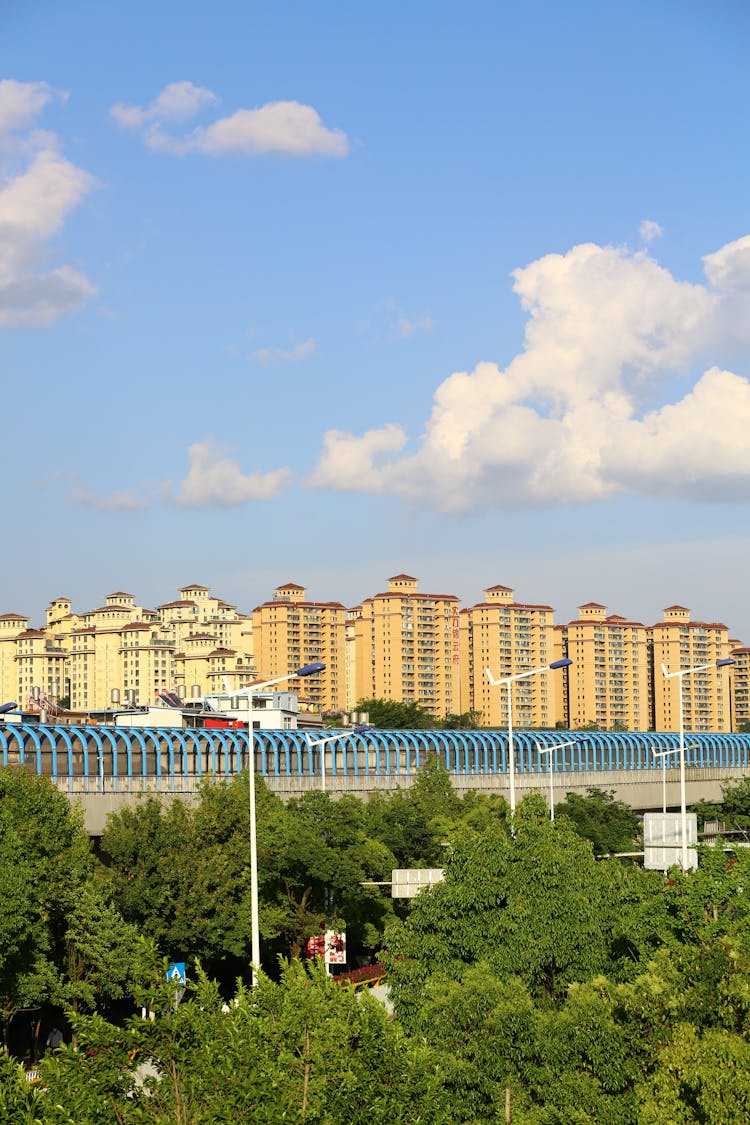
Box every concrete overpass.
[2,723,749,834]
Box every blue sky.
[3,0,750,638]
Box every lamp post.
[304,725,371,792]
[232,661,325,985]
[534,737,580,821]
[486,659,572,817]
[661,657,735,871]
[651,744,679,816]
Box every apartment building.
[729,645,750,730]
[460,585,556,727]
[650,606,733,732]
[354,575,460,718]
[0,581,747,729]
[554,603,650,731]
[10,585,255,712]
[251,583,347,713]
[0,613,30,704]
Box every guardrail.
[2,724,750,787]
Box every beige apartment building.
[251,583,347,713]
[0,613,31,704]
[0,580,748,729]
[460,585,556,727]
[650,606,733,732]
[4,585,255,712]
[353,575,460,718]
[553,603,651,731]
[729,645,750,730]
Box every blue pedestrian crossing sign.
[167,962,186,985]
[167,962,187,1008]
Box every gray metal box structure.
[391,868,445,898]
[643,812,698,871]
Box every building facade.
[251,584,347,713]
[554,603,651,731]
[0,581,747,731]
[460,585,556,727]
[354,575,460,718]
[650,606,733,733]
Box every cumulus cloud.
[308,237,750,511]
[703,235,750,292]
[70,480,171,512]
[112,83,348,158]
[250,338,316,365]
[110,80,217,129]
[176,438,293,507]
[308,424,407,492]
[361,298,436,340]
[639,219,663,244]
[0,78,57,137]
[0,80,96,326]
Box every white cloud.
[112,84,349,158]
[703,235,750,292]
[639,219,663,244]
[604,366,750,500]
[308,424,407,492]
[110,81,218,128]
[308,237,750,511]
[0,81,96,326]
[0,79,56,137]
[70,481,169,512]
[250,338,316,365]
[360,298,436,340]
[176,438,293,507]
[397,313,434,337]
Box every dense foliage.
[2,765,750,1120]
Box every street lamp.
[651,743,679,816]
[661,657,735,871]
[232,661,325,985]
[304,725,371,792]
[534,737,581,821]
[486,658,572,817]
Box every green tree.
[103,778,397,978]
[32,963,449,1124]
[441,710,483,729]
[355,698,436,728]
[555,787,640,855]
[385,798,623,1027]
[0,769,93,1054]
[61,882,141,1045]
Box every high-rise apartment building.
[729,644,750,730]
[354,575,460,717]
[252,584,347,713]
[650,606,732,732]
[460,585,556,727]
[554,603,650,731]
[0,612,30,703]
[0,581,746,729]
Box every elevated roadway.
[2,723,749,834]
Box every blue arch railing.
[1,724,750,787]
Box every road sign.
[167,962,187,1006]
[324,930,346,966]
